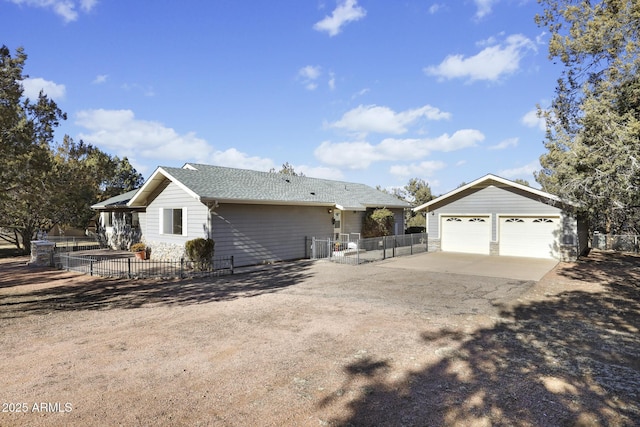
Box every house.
[113,163,410,266]
[90,189,143,249]
[413,174,588,261]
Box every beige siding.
[211,204,333,267]
[145,180,209,245]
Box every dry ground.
[0,250,638,426]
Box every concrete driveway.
[377,252,559,281]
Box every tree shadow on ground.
[326,251,640,426]
[0,260,315,318]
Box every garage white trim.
[441,215,491,255]
[499,216,560,259]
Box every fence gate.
[310,233,428,265]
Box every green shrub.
[185,238,215,270]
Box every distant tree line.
[0,46,143,252]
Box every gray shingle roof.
[91,189,139,209]
[158,163,409,210]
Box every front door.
[333,210,342,240]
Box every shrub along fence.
[310,232,428,265]
[56,252,234,279]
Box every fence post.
[230,256,234,274]
[410,234,413,255]
[180,257,184,279]
[356,238,360,265]
[393,235,396,258]
[311,237,316,259]
[128,258,132,279]
[383,237,386,260]
[90,259,94,276]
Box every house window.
[161,208,184,235]
[468,218,486,222]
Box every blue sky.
[4,0,558,195]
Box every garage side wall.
[211,204,334,267]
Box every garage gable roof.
[127,163,410,210]
[413,174,567,212]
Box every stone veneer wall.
[427,238,441,252]
[490,241,500,256]
[145,240,186,261]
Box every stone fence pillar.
[27,240,56,267]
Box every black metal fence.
[56,253,234,279]
[310,233,428,265]
[591,233,639,253]
[47,236,103,252]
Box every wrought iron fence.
[56,253,234,279]
[310,232,428,265]
[591,233,639,253]
[46,236,103,252]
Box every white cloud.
[92,74,108,84]
[488,137,518,150]
[473,0,498,19]
[299,65,321,80]
[313,0,366,37]
[329,104,451,135]
[314,140,381,169]
[121,83,155,97]
[75,108,274,171]
[499,160,540,179]
[428,3,444,14]
[350,88,370,101]
[79,0,96,12]
[22,77,66,100]
[298,65,321,91]
[424,34,536,82]
[209,148,275,171]
[328,72,336,90]
[9,0,98,22]
[314,129,484,169]
[521,108,546,131]
[389,160,446,178]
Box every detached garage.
[413,174,588,261]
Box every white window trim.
[159,207,188,236]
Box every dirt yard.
[0,250,638,426]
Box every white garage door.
[441,216,491,255]
[499,216,560,259]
